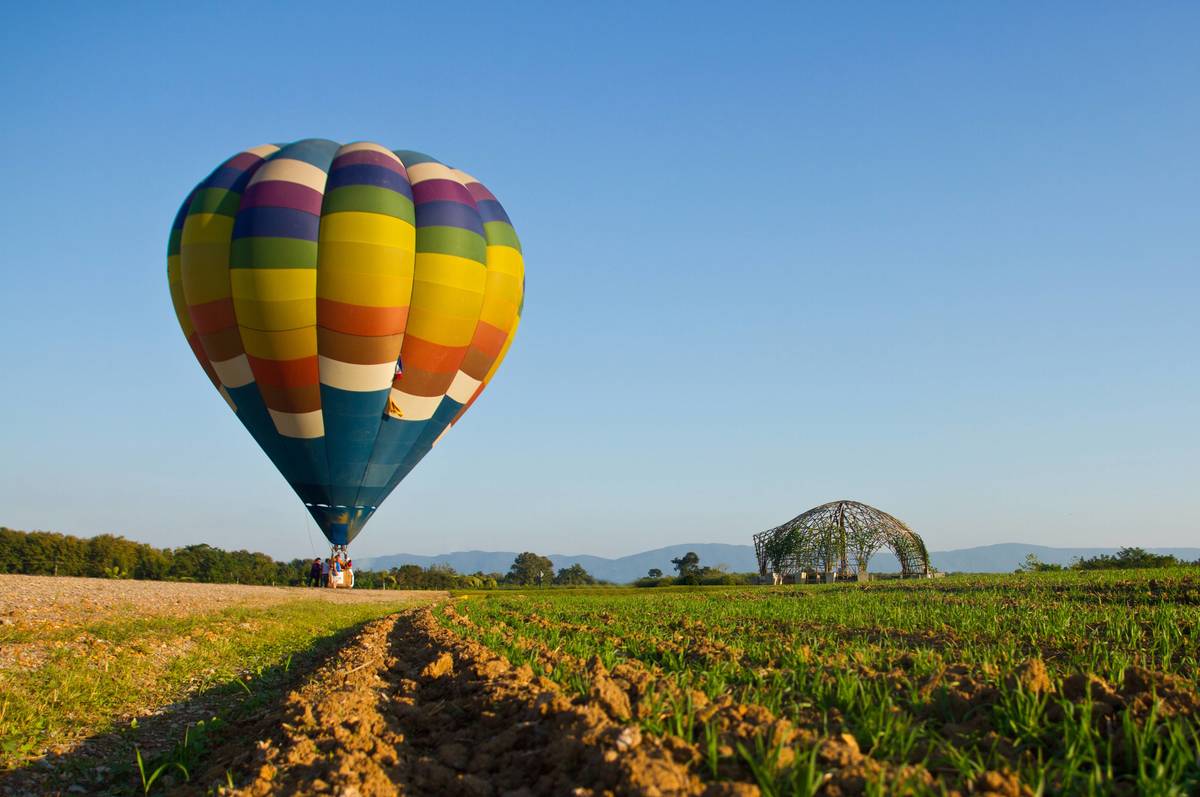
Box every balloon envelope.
[167,140,524,545]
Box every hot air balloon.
[166,139,524,551]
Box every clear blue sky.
[2,2,1196,561]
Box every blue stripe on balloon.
[353,415,432,507]
[365,397,464,507]
[232,205,321,241]
[320,385,391,506]
[475,199,512,225]
[203,165,255,192]
[326,163,412,196]
[227,383,331,506]
[412,200,486,236]
[171,189,195,232]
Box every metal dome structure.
[753,500,930,582]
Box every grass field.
[440,570,1200,796]
[0,578,434,794]
[3,571,1198,795]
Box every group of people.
[307,553,354,589]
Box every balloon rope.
[304,509,318,558]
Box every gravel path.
[0,574,434,630]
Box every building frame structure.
[753,500,930,582]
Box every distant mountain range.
[357,543,1200,583]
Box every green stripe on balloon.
[483,222,521,253]
[415,226,487,262]
[230,237,319,269]
[322,185,415,221]
[189,188,241,216]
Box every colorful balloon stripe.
[167,140,523,546]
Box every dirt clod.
[422,652,454,679]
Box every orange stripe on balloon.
[188,333,221,389]
[469,321,508,358]
[199,327,244,361]
[246,355,320,388]
[317,299,409,337]
[257,383,322,414]
[189,299,238,334]
[395,336,466,376]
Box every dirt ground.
[218,606,713,797]
[207,606,948,797]
[0,575,428,631]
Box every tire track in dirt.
[221,607,713,796]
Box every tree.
[553,564,596,586]
[762,529,801,573]
[1074,547,1181,571]
[671,552,700,577]
[85,534,138,578]
[1016,553,1063,573]
[507,552,555,586]
[647,568,662,579]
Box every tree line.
[1017,547,1199,573]
[1,527,312,584]
[0,529,608,589]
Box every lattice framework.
[753,500,930,579]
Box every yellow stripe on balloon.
[231,268,316,300]
[233,298,315,331]
[477,275,522,329]
[482,316,521,385]
[485,245,524,278]
[404,307,480,347]
[167,256,195,338]
[413,252,487,291]
[320,212,415,249]
[180,214,237,304]
[318,267,413,307]
[181,213,235,245]
[318,241,415,278]
[239,326,317,361]
[180,253,234,304]
[231,269,316,331]
[409,281,490,319]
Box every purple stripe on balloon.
[412,179,476,207]
[331,150,407,174]
[241,181,325,215]
[465,182,497,202]
[225,152,266,172]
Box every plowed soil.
[0,574,421,631]
[209,607,964,797]
[215,607,714,796]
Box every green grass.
[0,598,420,773]
[442,569,1200,795]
